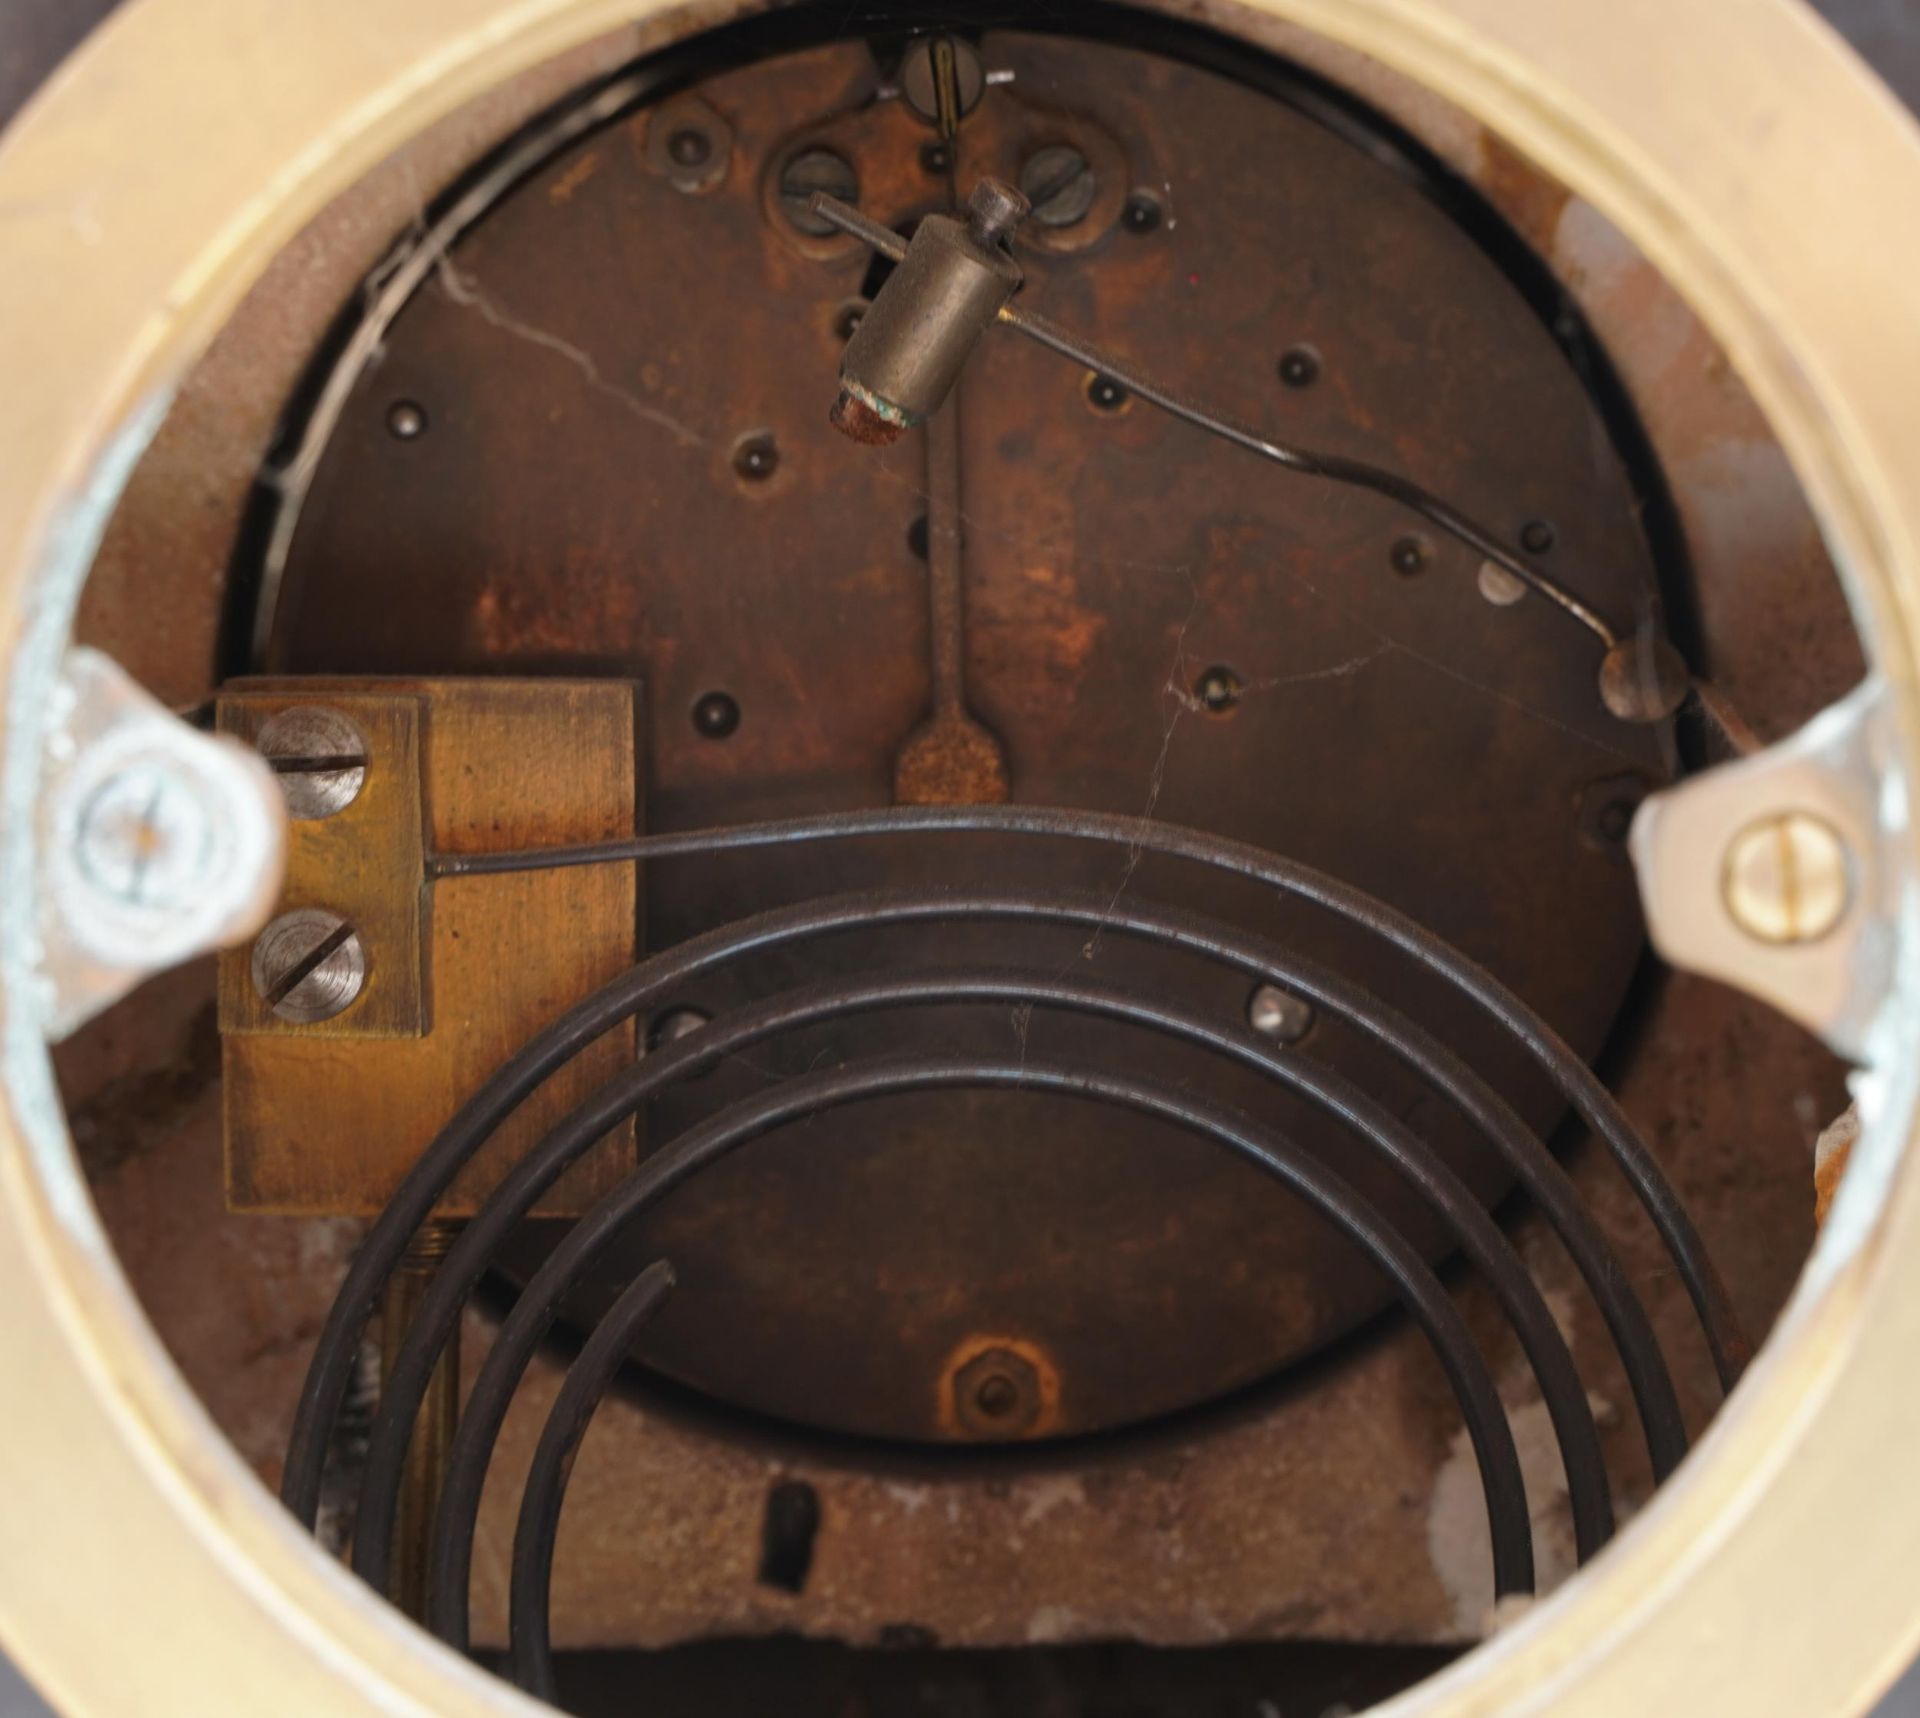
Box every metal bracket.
[218,676,642,1217]
[35,649,287,1040]
[1630,678,1906,1061]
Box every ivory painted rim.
[3,1,1919,1713]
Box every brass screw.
[1721,811,1852,945]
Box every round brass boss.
[1723,811,1854,944]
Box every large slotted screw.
[251,907,367,1023]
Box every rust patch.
[547,148,601,205]
[1814,1104,1860,1228]
[268,25,1672,1445]
[938,1334,1063,1441]
[829,387,907,445]
[1472,128,1573,252]
[893,709,1012,804]
[1814,1140,1852,1226]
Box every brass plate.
[219,677,641,1217]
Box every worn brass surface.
[219,677,640,1216]
[2,2,1920,1717]
[380,1220,462,1622]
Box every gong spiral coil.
[282,805,1742,1698]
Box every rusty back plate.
[256,25,1668,1442]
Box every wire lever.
[813,182,1689,725]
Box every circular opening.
[732,431,779,482]
[7,3,1912,1718]
[1194,664,1243,712]
[1389,534,1431,576]
[1278,345,1321,388]
[691,690,741,738]
[832,298,869,341]
[1122,190,1164,233]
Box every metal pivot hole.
[255,706,368,818]
[1195,665,1242,712]
[1722,812,1852,944]
[251,907,367,1023]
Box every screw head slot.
[778,149,858,236]
[1722,812,1852,945]
[251,907,366,1024]
[1019,145,1096,228]
[255,706,368,820]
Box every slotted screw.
[251,907,366,1024]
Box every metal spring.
[280,807,1745,1696]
